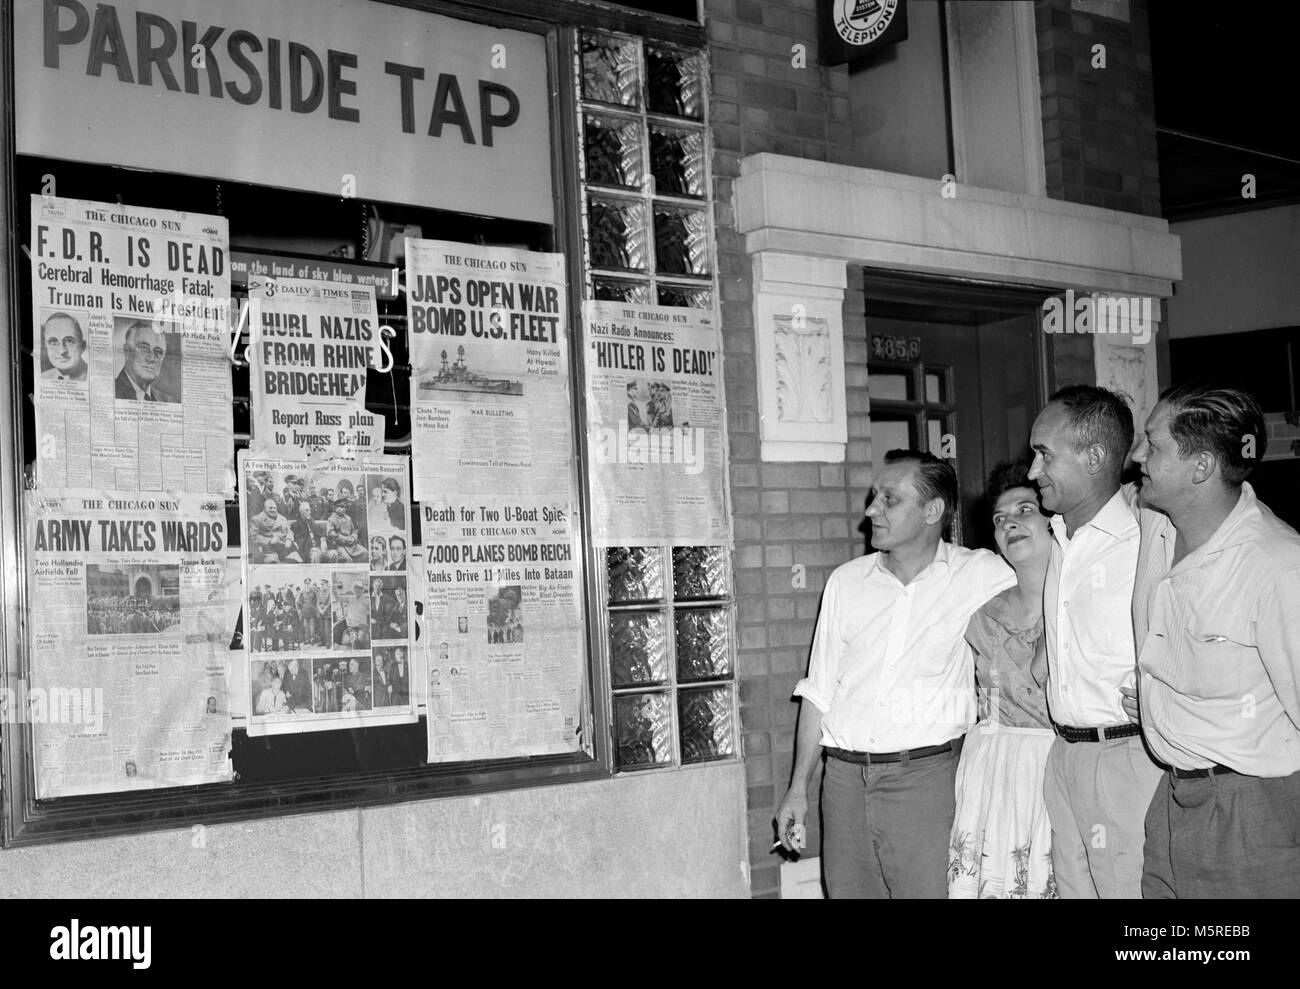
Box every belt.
[825,741,953,765]
[1171,764,1237,780]
[1053,722,1142,743]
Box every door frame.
[862,268,1055,547]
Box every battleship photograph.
[419,344,525,397]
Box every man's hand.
[774,786,808,854]
[1119,682,1140,723]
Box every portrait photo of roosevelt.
[111,316,182,403]
[38,309,90,383]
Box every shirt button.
[1063,601,1070,608]
[869,736,876,745]
[1062,684,1070,693]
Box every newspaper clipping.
[31,195,234,496]
[248,276,385,458]
[240,452,416,735]
[421,495,586,761]
[584,301,727,545]
[405,239,573,503]
[25,490,232,798]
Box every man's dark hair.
[1049,385,1134,474]
[882,449,959,529]
[986,459,1044,510]
[1159,382,1266,486]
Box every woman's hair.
[986,459,1041,508]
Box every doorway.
[864,270,1053,550]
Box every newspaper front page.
[26,490,233,798]
[420,495,586,761]
[248,276,385,458]
[405,239,572,503]
[584,301,727,545]
[31,195,234,496]
[240,453,417,736]
[405,239,587,761]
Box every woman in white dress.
[949,461,1057,899]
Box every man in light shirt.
[1128,383,1300,897]
[774,450,1014,898]
[1029,385,1161,898]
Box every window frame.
[0,0,704,849]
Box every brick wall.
[709,0,1159,897]
[706,0,863,898]
[1036,0,1162,216]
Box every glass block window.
[605,547,736,770]
[577,30,713,308]
[577,31,734,774]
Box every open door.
[864,271,1049,550]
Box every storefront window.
[2,1,723,847]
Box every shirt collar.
[1168,483,1258,559]
[869,540,952,581]
[125,371,154,400]
[1088,487,1139,537]
[1048,487,1136,542]
[981,588,1041,634]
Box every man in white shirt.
[775,450,1014,898]
[1128,383,1300,897]
[1029,385,1161,898]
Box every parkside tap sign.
[17,0,553,223]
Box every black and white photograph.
[110,316,182,404]
[382,533,409,572]
[252,657,314,716]
[246,574,332,653]
[309,654,373,712]
[244,465,370,565]
[368,535,390,570]
[86,564,181,635]
[8,0,1300,933]
[626,380,675,430]
[329,575,371,651]
[419,342,525,396]
[367,575,409,642]
[371,644,412,708]
[485,584,522,644]
[37,308,90,383]
[365,473,406,533]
